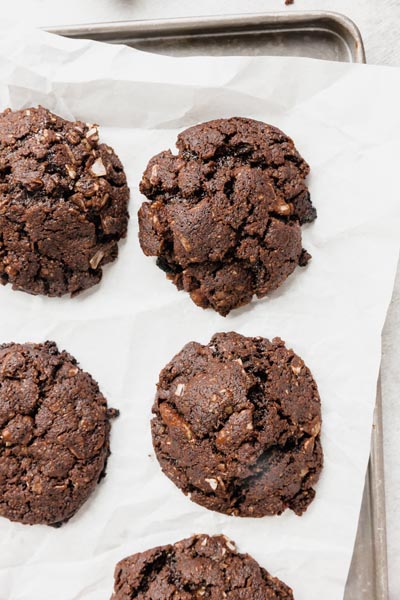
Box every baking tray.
[48,12,384,600]
[47,11,366,63]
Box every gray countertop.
[4,0,400,597]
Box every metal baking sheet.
[346,385,388,600]
[48,12,383,600]
[48,11,366,63]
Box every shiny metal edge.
[370,384,389,599]
[346,381,388,599]
[46,11,366,64]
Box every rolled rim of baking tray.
[46,11,366,64]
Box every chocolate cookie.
[152,332,322,517]
[0,106,129,297]
[0,341,118,526]
[112,534,293,599]
[139,117,315,316]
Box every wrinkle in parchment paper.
[0,24,399,600]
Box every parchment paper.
[0,23,399,600]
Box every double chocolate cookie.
[0,341,117,526]
[0,106,129,297]
[112,534,293,599]
[152,332,322,517]
[139,117,315,316]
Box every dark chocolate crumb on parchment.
[0,106,129,297]
[0,341,118,526]
[151,332,323,518]
[112,534,294,599]
[139,117,315,316]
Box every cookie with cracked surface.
[0,106,129,297]
[139,117,315,316]
[112,534,294,599]
[152,332,322,517]
[0,341,118,526]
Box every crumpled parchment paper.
[0,23,399,600]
